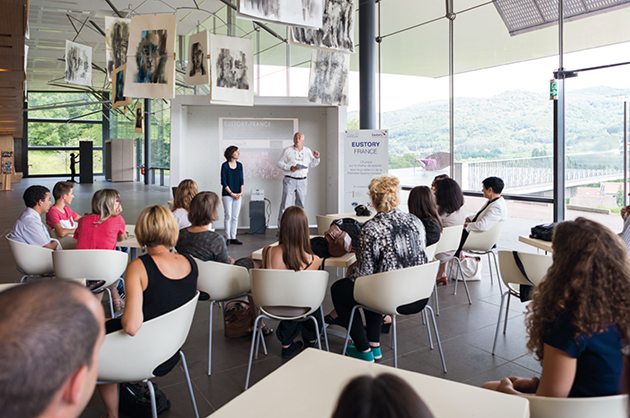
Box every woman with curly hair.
[482,217,630,397]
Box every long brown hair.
[172,179,198,211]
[278,206,313,271]
[526,217,630,361]
[408,186,443,231]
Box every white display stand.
[170,96,347,228]
[105,138,135,182]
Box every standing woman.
[172,179,199,230]
[408,186,443,246]
[221,146,244,245]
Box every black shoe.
[199,291,210,301]
[86,280,106,291]
[303,339,318,349]
[230,239,243,245]
[225,237,230,246]
[281,341,303,359]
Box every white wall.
[171,96,346,229]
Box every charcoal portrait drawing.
[291,0,354,53]
[308,49,349,106]
[189,43,206,77]
[111,64,131,109]
[64,41,92,86]
[238,0,322,28]
[209,34,253,104]
[135,30,168,84]
[105,17,130,81]
[216,49,249,90]
[185,31,210,86]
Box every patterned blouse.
[348,208,427,281]
[175,229,230,264]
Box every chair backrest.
[49,230,77,249]
[354,261,440,316]
[0,283,20,293]
[434,224,464,254]
[250,269,329,320]
[521,394,628,418]
[425,243,437,261]
[53,249,128,287]
[316,215,336,236]
[498,251,553,288]
[462,222,505,252]
[6,235,54,276]
[98,292,200,382]
[195,258,250,301]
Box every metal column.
[144,98,151,185]
[359,0,376,129]
[447,1,455,177]
[552,0,565,222]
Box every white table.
[326,212,375,223]
[519,236,553,253]
[210,349,529,418]
[118,224,141,259]
[251,238,357,270]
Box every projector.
[251,189,264,201]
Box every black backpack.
[119,382,171,417]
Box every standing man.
[277,132,320,227]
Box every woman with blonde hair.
[74,188,127,309]
[172,179,199,230]
[261,206,321,358]
[98,205,198,418]
[331,175,427,362]
[483,217,630,397]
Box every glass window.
[28,122,102,147]
[28,92,102,121]
[27,149,103,175]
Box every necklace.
[148,248,169,255]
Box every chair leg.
[146,380,158,418]
[453,258,472,305]
[342,306,360,356]
[310,316,322,350]
[424,309,434,349]
[104,288,114,318]
[426,306,447,373]
[487,252,494,285]
[433,281,440,315]
[503,293,511,334]
[454,257,460,295]
[245,315,263,391]
[319,306,330,352]
[179,351,200,418]
[492,292,508,355]
[208,300,215,375]
[491,251,503,294]
[392,315,398,368]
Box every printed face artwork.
[65,41,92,86]
[135,30,168,84]
[308,49,349,106]
[216,49,249,90]
[189,42,207,77]
[115,71,125,102]
[105,17,130,80]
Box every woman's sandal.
[381,315,392,334]
[113,298,125,312]
[436,276,448,286]
[324,312,343,326]
[261,325,273,336]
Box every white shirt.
[172,208,214,231]
[10,208,52,247]
[277,145,320,178]
[466,196,507,232]
[619,217,630,258]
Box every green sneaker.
[346,345,374,362]
[371,346,382,360]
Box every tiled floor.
[0,177,558,417]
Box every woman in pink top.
[74,189,128,310]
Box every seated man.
[10,185,57,249]
[0,280,105,418]
[46,181,81,238]
[456,176,507,255]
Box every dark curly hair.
[525,217,630,361]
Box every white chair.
[425,242,437,260]
[342,261,447,372]
[6,235,58,282]
[52,249,128,318]
[246,268,329,390]
[521,394,628,418]
[431,225,470,314]
[316,215,337,236]
[49,229,77,249]
[493,251,552,354]
[459,221,506,294]
[97,293,200,418]
[194,258,251,376]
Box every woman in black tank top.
[263,206,321,359]
[98,205,198,418]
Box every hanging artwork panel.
[124,14,177,99]
[111,64,132,109]
[185,30,210,86]
[290,0,355,53]
[209,34,254,105]
[105,17,130,82]
[134,101,144,134]
[237,0,323,29]
[64,40,92,86]
[308,49,349,106]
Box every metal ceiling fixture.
[494,0,630,36]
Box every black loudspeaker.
[249,200,266,234]
[79,141,93,184]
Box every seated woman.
[408,185,443,247]
[331,175,428,362]
[482,217,630,397]
[98,205,198,418]
[332,374,434,418]
[74,188,127,310]
[261,206,321,359]
[433,177,466,284]
[171,179,199,230]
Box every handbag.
[325,224,352,257]
[224,299,255,338]
[458,256,482,281]
[119,382,171,418]
[530,223,556,242]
